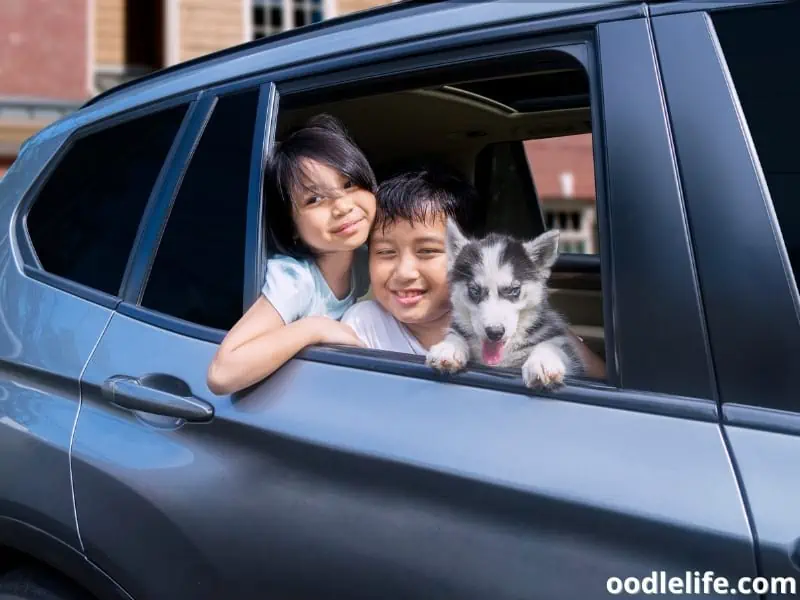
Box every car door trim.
[243,82,279,312]
[652,10,800,414]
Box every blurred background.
[0,0,596,253]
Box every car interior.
[272,51,607,364]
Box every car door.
[0,96,188,560]
[653,3,800,598]
[71,15,755,600]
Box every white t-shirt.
[261,246,370,324]
[341,300,427,355]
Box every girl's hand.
[309,317,366,348]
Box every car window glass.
[140,88,259,331]
[712,2,800,287]
[480,134,598,255]
[26,104,188,296]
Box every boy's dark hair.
[264,114,377,258]
[374,163,479,235]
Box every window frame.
[14,91,199,310]
[253,24,714,411]
[115,79,277,343]
[108,19,715,413]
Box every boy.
[342,165,475,353]
[341,164,606,378]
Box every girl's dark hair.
[264,114,377,258]
[374,162,479,236]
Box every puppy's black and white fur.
[426,218,585,389]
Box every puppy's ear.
[523,229,560,270]
[445,217,468,268]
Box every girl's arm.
[207,296,363,395]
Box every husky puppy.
[426,218,585,389]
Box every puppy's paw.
[522,344,567,390]
[426,340,468,374]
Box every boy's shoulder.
[342,300,425,355]
[341,299,388,324]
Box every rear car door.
[70,82,268,600]
[0,98,187,562]
[71,10,755,600]
[653,2,800,597]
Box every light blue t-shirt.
[261,246,370,324]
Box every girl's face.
[291,158,376,255]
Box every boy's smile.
[369,216,452,346]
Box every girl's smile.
[331,215,367,236]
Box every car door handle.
[101,375,214,423]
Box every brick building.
[0,0,387,177]
[526,133,597,254]
[0,0,597,253]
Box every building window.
[253,0,324,38]
[525,134,598,255]
[543,207,597,254]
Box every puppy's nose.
[485,325,505,342]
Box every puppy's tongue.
[482,340,505,366]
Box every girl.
[207,114,377,395]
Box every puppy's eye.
[467,283,484,302]
[502,285,521,300]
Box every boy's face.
[369,215,451,328]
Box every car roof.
[82,0,640,115]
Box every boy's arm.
[568,330,606,380]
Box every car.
[1,0,799,598]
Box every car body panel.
[720,427,800,597]
[0,130,113,552]
[653,7,800,596]
[72,314,754,599]
[651,8,800,415]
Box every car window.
[25,104,188,297]
[711,2,800,289]
[277,50,609,377]
[140,88,259,331]
[478,133,598,255]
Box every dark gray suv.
[1,0,799,598]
